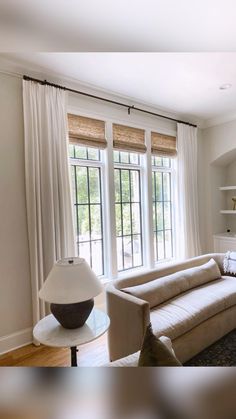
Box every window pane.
[164,202,171,229]
[76,167,88,204]
[120,152,129,164]
[71,155,104,275]
[121,170,130,202]
[156,202,163,230]
[71,166,76,201]
[132,203,141,234]
[163,158,171,167]
[157,231,164,260]
[75,145,87,159]
[74,206,78,236]
[113,150,120,163]
[152,172,155,201]
[130,171,140,202]
[90,205,102,240]
[69,144,75,158]
[130,153,139,164]
[152,160,173,262]
[155,172,163,201]
[165,230,173,259]
[77,205,90,241]
[163,172,171,201]
[114,165,142,272]
[122,204,131,235]
[87,148,100,161]
[91,240,103,276]
[114,169,121,202]
[116,237,123,271]
[152,156,162,167]
[153,202,156,230]
[154,233,157,261]
[78,241,90,265]
[133,235,142,266]
[89,167,100,203]
[115,204,122,236]
[71,145,101,161]
[114,151,140,165]
[123,236,132,269]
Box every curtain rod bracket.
[128,105,134,115]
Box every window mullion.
[120,170,124,270]
[104,121,118,279]
[87,167,93,268]
[129,170,134,267]
[143,130,155,269]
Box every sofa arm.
[106,284,150,361]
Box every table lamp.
[39,257,103,329]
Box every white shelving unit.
[220,210,236,214]
[219,186,236,191]
[215,189,236,251]
[219,186,236,213]
[214,233,236,252]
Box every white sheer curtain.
[23,80,76,327]
[176,123,201,259]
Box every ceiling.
[1,0,236,52]
[2,53,236,125]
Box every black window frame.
[70,144,104,276]
[114,151,143,272]
[152,158,173,262]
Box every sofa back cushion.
[122,258,221,308]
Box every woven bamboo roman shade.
[68,114,107,149]
[113,123,146,153]
[151,132,177,157]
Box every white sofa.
[106,253,236,364]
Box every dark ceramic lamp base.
[50,299,94,329]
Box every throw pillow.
[138,323,182,367]
[122,258,221,309]
[223,251,236,276]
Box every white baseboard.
[0,328,33,355]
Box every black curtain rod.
[23,75,197,128]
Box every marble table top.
[33,308,110,348]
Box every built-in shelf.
[219,186,236,190]
[220,210,236,214]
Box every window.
[152,156,173,261]
[69,144,104,276]
[68,114,177,280]
[114,151,143,271]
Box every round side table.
[33,308,110,366]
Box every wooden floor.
[0,333,109,367]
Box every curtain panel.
[23,80,76,329]
[176,123,202,259]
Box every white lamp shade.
[39,257,103,304]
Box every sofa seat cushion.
[151,276,236,341]
[122,258,221,309]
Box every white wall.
[0,73,32,353]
